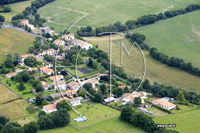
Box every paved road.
[2,23,45,45]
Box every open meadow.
[0,101,29,121]
[38,0,200,32]
[68,102,120,130]
[0,0,34,23]
[131,10,200,68]
[84,35,200,93]
[0,28,35,63]
[154,109,200,133]
[40,117,145,133]
[0,83,19,104]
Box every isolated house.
[66,90,77,97]
[53,39,65,45]
[49,75,64,81]
[20,19,29,26]
[69,97,82,106]
[67,81,80,91]
[152,99,176,110]
[62,33,74,41]
[40,27,55,35]
[43,97,68,113]
[43,104,57,113]
[26,24,35,30]
[6,72,18,78]
[71,39,92,50]
[40,67,54,75]
[81,78,99,88]
[104,97,116,104]
[52,80,67,90]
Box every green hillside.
[131,10,200,68]
[38,0,200,32]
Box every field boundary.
[0,81,19,96]
[69,116,119,131]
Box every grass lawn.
[109,100,123,108]
[131,10,200,68]
[38,0,199,32]
[0,83,19,104]
[0,101,29,121]
[171,104,200,114]
[0,28,35,63]
[0,0,34,23]
[146,107,169,117]
[68,102,120,130]
[154,109,200,133]
[39,117,145,133]
[85,35,200,93]
[15,115,37,126]
[1,78,58,100]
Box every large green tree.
[35,92,44,106]
[24,56,37,67]
[23,121,39,133]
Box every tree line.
[149,47,200,77]
[0,108,70,133]
[120,107,179,133]
[11,0,55,27]
[77,4,200,37]
[125,32,200,78]
[0,0,27,5]
[130,78,200,105]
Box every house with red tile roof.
[6,72,18,78]
[81,78,99,88]
[67,81,80,91]
[62,33,74,41]
[66,90,77,97]
[152,99,176,110]
[49,75,64,81]
[53,39,65,45]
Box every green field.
[131,10,200,68]
[154,109,200,133]
[85,35,200,93]
[1,78,57,100]
[40,117,145,133]
[69,102,120,130]
[0,28,35,63]
[38,0,200,32]
[0,101,29,121]
[0,0,34,23]
[0,83,19,104]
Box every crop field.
[84,35,200,93]
[68,102,120,130]
[0,83,18,104]
[0,0,34,23]
[38,0,200,32]
[0,28,35,63]
[0,101,29,121]
[40,117,145,133]
[154,109,200,133]
[131,10,200,68]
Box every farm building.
[152,99,176,110]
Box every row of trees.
[11,0,55,27]
[0,108,70,133]
[149,47,200,77]
[120,107,179,133]
[0,6,11,12]
[0,0,27,5]
[77,4,200,37]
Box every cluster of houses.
[43,96,83,113]
[20,19,35,30]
